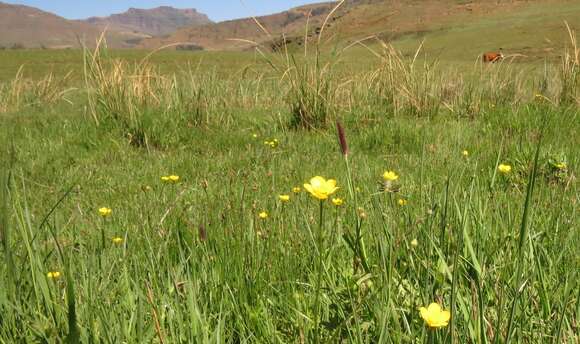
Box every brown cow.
[482,51,504,63]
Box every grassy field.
[1,26,579,344]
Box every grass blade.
[504,133,543,342]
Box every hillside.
[138,2,338,51]
[316,0,580,62]
[139,0,580,62]
[0,1,142,48]
[83,6,212,37]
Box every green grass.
[0,38,578,343]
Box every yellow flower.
[555,162,567,170]
[383,171,399,182]
[398,199,408,206]
[259,211,268,219]
[419,303,451,328]
[535,93,545,101]
[279,195,290,202]
[252,133,258,138]
[332,198,344,206]
[304,176,339,200]
[462,150,469,157]
[292,187,301,193]
[161,175,180,183]
[410,239,418,247]
[498,164,512,174]
[112,237,123,244]
[47,271,61,279]
[98,207,112,217]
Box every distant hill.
[138,2,338,51]
[139,0,580,62]
[83,6,212,37]
[0,1,144,48]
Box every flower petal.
[440,310,451,323]
[310,176,324,188]
[428,303,442,313]
[419,307,428,320]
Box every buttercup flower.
[419,303,451,328]
[99,207,112,217]
[304,176,339,200]
[279,195,290,202]
[264,139,279,148]
[410,239,418,247]
[161,175,180,183]
[462,150,469,157]
[332,198,344,206]
[554,162,567,170]
[498,164,512,174]
[292,187,301,193]
[252,133,258,138]
[534,93,547,101]
[398,199,408,206]
[383,171,399,182]
[259,211,268,219]
[47,271,61,279]
[112,237,123,244]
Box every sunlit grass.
[0,31,578,343]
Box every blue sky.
[3,1,323,21]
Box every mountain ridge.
[0,1,130,48]
[82,6,212,37]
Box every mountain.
[83,6,212,37]
[0,1,143,48]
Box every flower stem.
[313,200,324,344]
[344,156,369,273]
[428,329,435,344]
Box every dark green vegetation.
[0,20,579,344]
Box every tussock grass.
[84,43,280,148]
[84,45,220,148]
[560,22,580,105]
[0,66,72,113]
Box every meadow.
[0,29,579,343]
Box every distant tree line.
[175,44,203,51]
[0,43,26,50]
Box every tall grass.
[560,22,580,105]
[0,67,72,113]
[284,54,339,129]
[83,42,280,148]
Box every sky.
[3,0,324,22]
